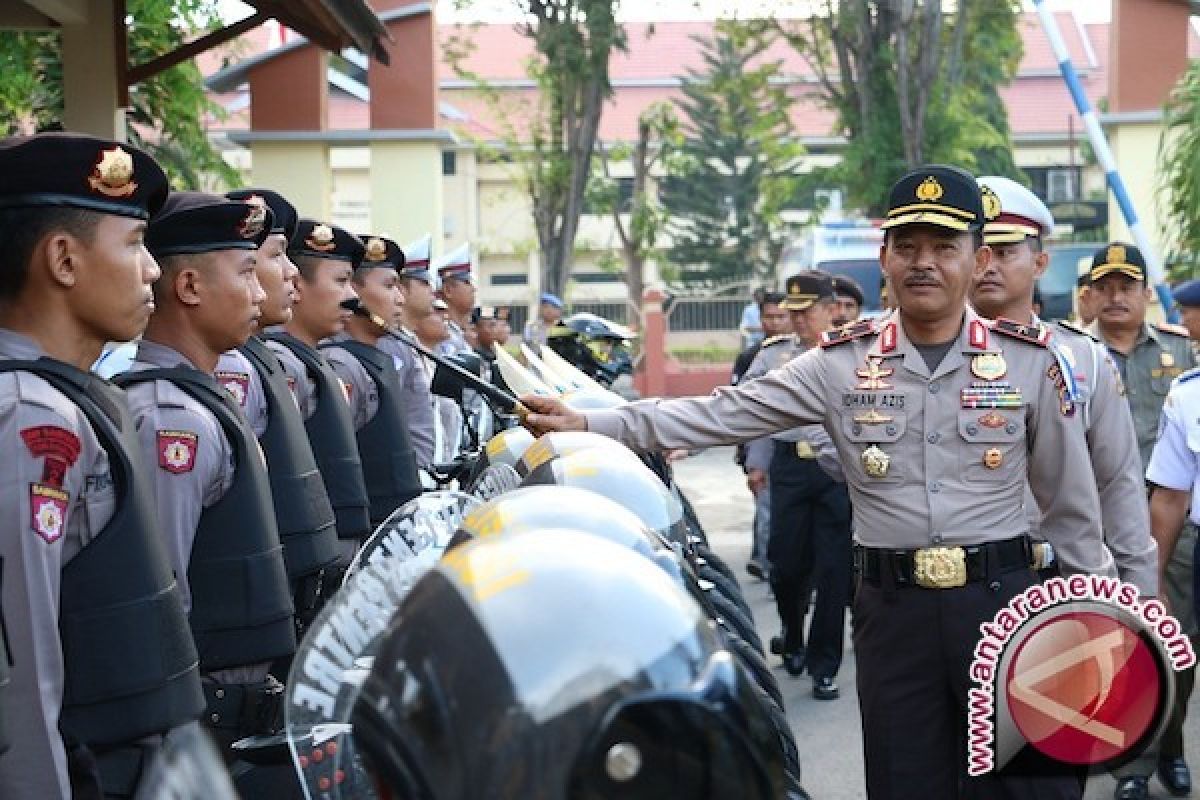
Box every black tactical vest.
[265,333,371,542]
[114,368,296,671]
[0,360,203,746]
[239,336,339,579]
[320,339,423,527]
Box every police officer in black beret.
[0,134,203,799]
[112,193,296,761]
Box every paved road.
[672,445,1198,800]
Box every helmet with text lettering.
[352,532,788,800]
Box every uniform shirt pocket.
[840,411,907,484]
[958,411,1025,483]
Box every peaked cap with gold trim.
[881,164,984,233]
[977,175,1054,245]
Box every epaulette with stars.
[990,317,1050,347]
[1054,320,1100,342]
[819,318,876,348]
[760,333,792,348]
[1154,321,1191,339]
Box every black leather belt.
[855,535,1033,589]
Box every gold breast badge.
[862,445,891,478]
[970,353,1007,382]
[983,448,1003,469]
[856,357,895,390]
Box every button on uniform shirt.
[215,348,268,438]
[584,309,1114,578]
[121,341,266,685]
[376,334,436,469]
[1027,322,1157,595]
[0,329,116,800]
[1094,323,1196,470]
[742,335,844,483]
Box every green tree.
[0,0,238,189]
[1160,59,1200,273]
[589,102,683,315]
[663,21,803,286]
[446,1,626,297]
[777,1,1024,215]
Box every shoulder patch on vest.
[1055,320,1100,341]
[157,430,198,474]
[820,318,875,349]
[1154,321,1191,338]
[990,317,1050,347]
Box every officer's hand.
[521,394,587,436]
[747,468,767,495]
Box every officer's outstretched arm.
[521,394,587,435]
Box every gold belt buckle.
[913,546,967,589]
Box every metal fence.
[665,294,753,332]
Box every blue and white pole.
[1032,0,1176,319]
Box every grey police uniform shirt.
[215,348,268,438]
[585,308,1116,579]
[742,335,844,483]
[121,340,268,685]
[1021,321,1157,595]
[375,334,436,469]
[321,337,382,433]
[264,334,322,421]
[438,320,469,357]
[0,329,115,799]
[1092,322,1197,471]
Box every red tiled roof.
[205,12,1200,141]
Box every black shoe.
[812,676,840,700]
[783,648,806,676]
[1158,757,1192,797]
[1115,776,1150,800]
[770,635,784,655]
[746,561,767,580]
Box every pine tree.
[663,21,803,286]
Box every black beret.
[1089,242,1146,283]
[147,191,271,258]
[881,165,984,233]
[355,234,406,271]
[832,275,865,306]
[0,132,168,220]
[783,271,836,311]
[226,188,298,241]
[289,219,365,267]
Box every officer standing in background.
[744,272,850,701]
[733,290,791,581]
[214,189,339,651]
[524,291,564,348]
[1145,369,1200,800]
[523,165,1113,799]
[969,177,1157,596]
[474,306,513,397]
[373,234,437,471]
[417,298,466,461]
[266,220,372,557]
[832,275,864,327]
[321,235,424,530]
[0,134,203,800]
[435,243,475,355]
[113,193,295,756]
[1171,279,1200,345]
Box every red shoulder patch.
[157,430,198,474]
[21,425,82,488]
[215,370,250,407]
[30,483,68,543]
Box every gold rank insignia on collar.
[88,145,138,198]
[990,317,1050,347]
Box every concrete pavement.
[671,445,1199,800]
